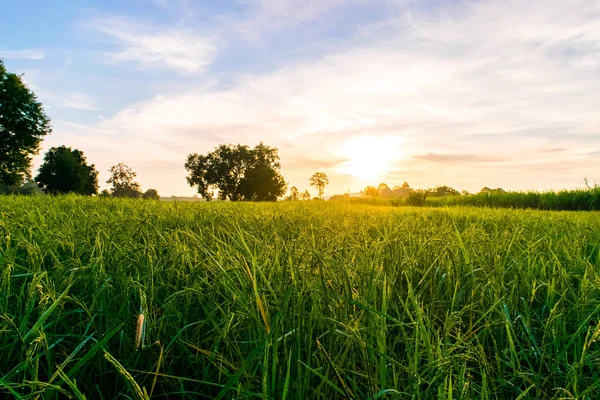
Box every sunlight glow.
[336,136,405,183]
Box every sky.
[1,0,599,197]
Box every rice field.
[1,196,600,399]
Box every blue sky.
[2,0,599,196]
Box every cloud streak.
[87,17,217,74]
[0,49,45,60]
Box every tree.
[239,143,287,201]
[0,177,43,195]
[35,146,98,195]
[392,184,411,198]
[185,143,286,201]
[378,183,392,197]
[142,189,160,200]
[309,172,329,199]
[361,185,379,198]
[301,190,311,201]
[287,186,300,201]
[107,163,142,198]
[428,185,461,197]
[479,187,506,195]
[0,59,52,186]
[406,189,428,206]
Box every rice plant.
[0,195,599,399]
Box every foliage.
[428,185,461,197]
[479,186,506,194]
[391,183,411,198]
[361,185,379,198]
[309,172,329,199]
[0,178,44,195]
[428,187,600,211]
[185,143,286,201]
[142,189,160,200]
[0,59,52,185]
[406,188,428,206]
[328,193,351,201]
[107,163,142,198]
[377,183,392,197]
[1,197,600,399]
[286,186,300,200]
[35,145,99,195]
[301,189,311,201]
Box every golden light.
[336,135,405,183]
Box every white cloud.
[57,0,600,195]
[50,92,97,110]
[229,0,368,40]
[87,17,217,74]
[18,72,97,111]
[0,49,45,60]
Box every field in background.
[331,186,600,211]
[1,197,600,399]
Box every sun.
[336,136,404,183]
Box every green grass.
[331,187,600,211]
[425,188,600,210]
[1,196,600,399]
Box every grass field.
[1,196,600,399]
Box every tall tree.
[185,143,286,201]
[107,162,142,198]
[378,183,392,197]
[287,186,299,200]
[239,143,287,201]
[309,172,329,199]
[35,146,98,195]
[0,59,51,186]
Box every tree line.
[356,183,506,200]
[1,59,331,201]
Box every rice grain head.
[135,313,145,350]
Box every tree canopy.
[286,186,300,201]
[107,163,142,198]
[142,189,160,200]
[361,185,379,198]
[185,143,287,201]
[309,172,329,199]
[0,59,51,186]
[35,146,98,195]
[428,185,461,197]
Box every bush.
[406,189,428,206]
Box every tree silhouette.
[142,189,160,200]
[302,190,311,201]
[185,143,286,201]
[287,186,300,200]
[378,183,392,197]
[35,146,98,195]
[309,172,329,199]
[428,185,461,197]
[361,185,379,198]
[107,163,142,198]
[0,59,51,186]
